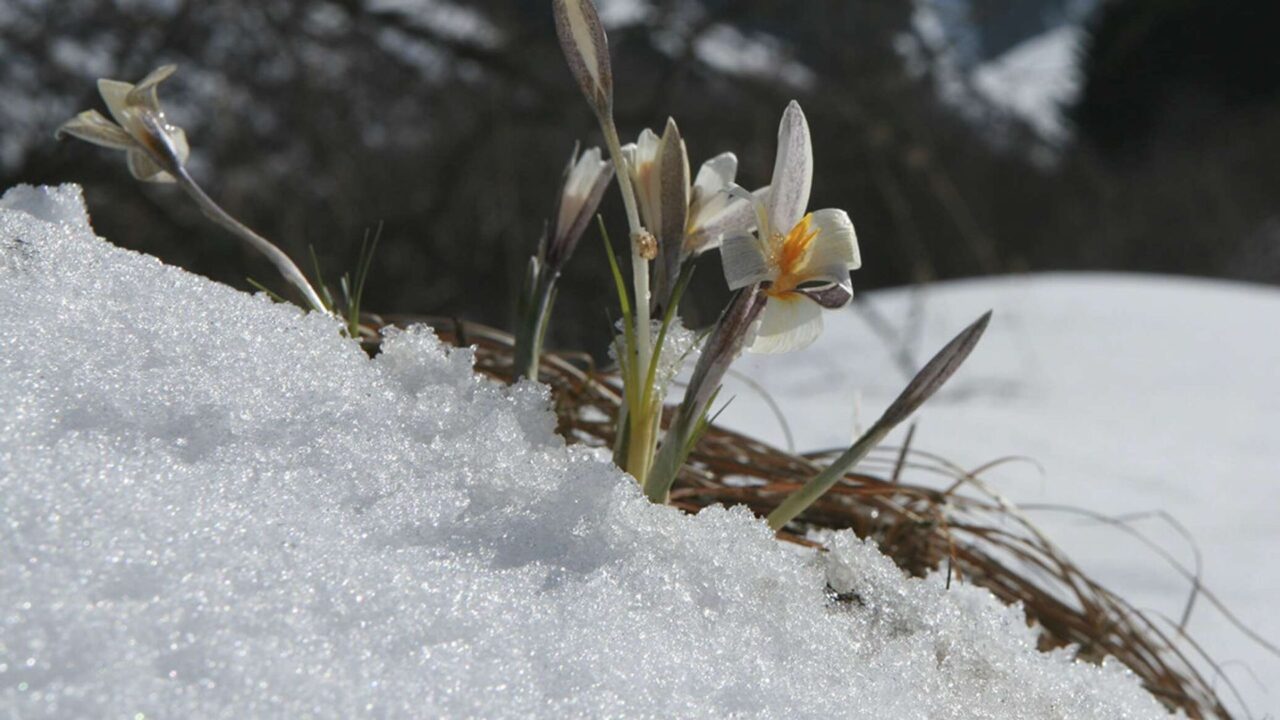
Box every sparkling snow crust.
[0,185,1173,718]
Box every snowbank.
[721,273,1280,718]
[0,185,1172,717]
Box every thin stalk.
[514,261,558,381]
[625,263,694,489]
[767,421,894,530]
[767,311,992,530]
[599,112,657,485]
[600,223,646,467]
[174,167,330,315]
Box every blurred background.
[5,0,1279,353]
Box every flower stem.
[766,421,893,530]
[767,311,992,530]
[175,168,330,316]
[598,111,659,486]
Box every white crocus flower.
[56,64,190,183]
[720,101,861,354]
[683,153,766,256]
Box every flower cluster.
[55,0,988,529]
[551,0,986,512]
[551,0,869,500]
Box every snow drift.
[0,185,1172,717]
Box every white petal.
[126,64,177,112]
[766,101,812,237]
[97,78,134,127]
[749,293,823,354]
[793,208,860,284]
[720,233,772,290]
[630,129,664,232]
[693,152,737,200]
[691,185,769,253]
[634,128,661,165]
[56,110,133,150]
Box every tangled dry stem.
[369,315,1237,719]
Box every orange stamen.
[766,213,819,296]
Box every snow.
[896,3,1085,149]
[692,25,816,91]
[720,273,1280,718]
[0,184,1175,717]
[972,26,1083,144]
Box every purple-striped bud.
[552,0,614,116]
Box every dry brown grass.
[369,314,1238,719]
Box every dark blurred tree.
[5,0,1278,357]
[1060,0,1280,280]
[1073,0,1280,155]
[8,0,1034,352]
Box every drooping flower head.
[56,65,190,183]
[721,101,861,354]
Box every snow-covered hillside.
[721,273,1280,718]
[0,185,1178,717]
[973,26,1082,143]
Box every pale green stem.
[767,311,992,530]
[598,115,651,373]
[598,111,658,485]
[767,421,893,531]
[175,167,331,315]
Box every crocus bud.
[552,0,613,116]
[545,144,614,272]
[881,310,991,426]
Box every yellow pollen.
[766,214,819,296]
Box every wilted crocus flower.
[57,65,330,316]
[544,145,614,272]
[721,101,861,354]
[56,65,189,183]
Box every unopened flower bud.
[545,144,613,272]
[552,0,613,116]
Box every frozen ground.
[720,273,1280,718]
[0,184,1177,717]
